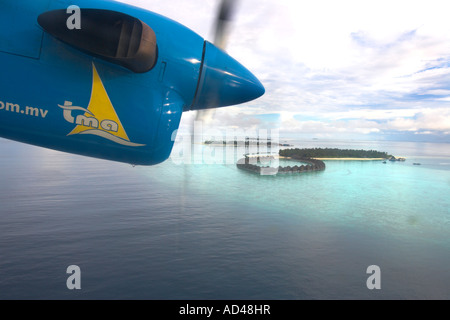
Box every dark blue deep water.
[0,138,449,299]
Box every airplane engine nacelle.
[0,0,264,165]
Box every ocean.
[0,137,449,299]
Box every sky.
[119,0,450,142]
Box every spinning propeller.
[192,0,256,131]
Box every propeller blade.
[194,0,239,128]
[213,0,238,49]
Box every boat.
[389,156,406,162]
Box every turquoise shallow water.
[0,138,449,299]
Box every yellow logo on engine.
[59,63,145,147]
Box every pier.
[236,155,325,175]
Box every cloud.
[279,107,450,137]
[119,0,450,141]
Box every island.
[279,148,394,160]
[204,139,292,147]
[236,147,400,175]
